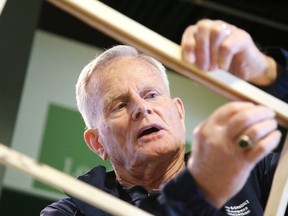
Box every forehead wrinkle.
[91,56,167,111]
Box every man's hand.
[181,19,278,86]
[187,102,281,208]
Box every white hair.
[75,45,170,128]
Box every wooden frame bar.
[0,144,152,216]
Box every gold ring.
[238,135,254,149]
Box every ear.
[84,128,108,161]
[173,97,185,124]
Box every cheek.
[167,106,186,136]
[99,122,130,155]
[98,124,115,150]
[106,121,128,142]
[166,104,180,121]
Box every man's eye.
[114,102,126,111]
[146,92,159,99]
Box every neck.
[114,151,186,189]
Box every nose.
[132,97,152,120]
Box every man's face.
[92,56,186,169]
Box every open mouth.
[138,126,160,138]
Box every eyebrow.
[103,93,127,110]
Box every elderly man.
[41,20,288,215]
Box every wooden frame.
[0,0,287,215]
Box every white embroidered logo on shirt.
[225,200,251,215]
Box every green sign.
[34,103,112,194]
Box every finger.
[210,22,231,70]
[217,40,235,71]
[181,25,197,64]
[241,119,278,144]
[246,130,281,163]
[208,102,255,125]
[226,105,276,139]
[194,22,211,70]
[218,26,246,71]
